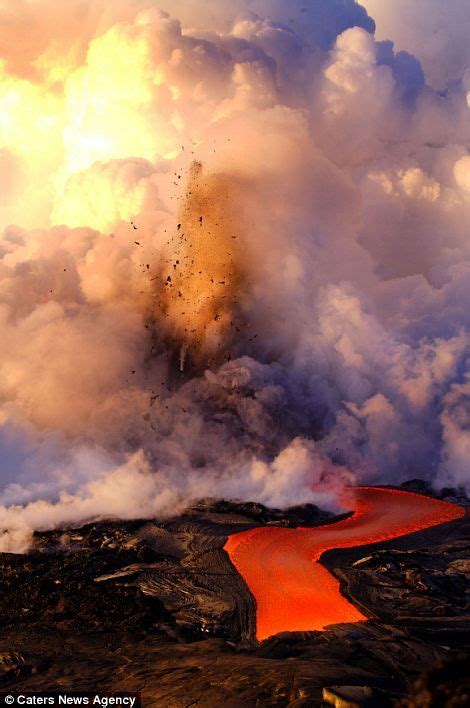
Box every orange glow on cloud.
[0,9,188,233]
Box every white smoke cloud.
[362,0,470,89]
[0,438,347,552]
[0,0,469,551]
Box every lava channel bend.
[224,486,465,641]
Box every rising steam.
[0,0,469,551]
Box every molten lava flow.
[224,487,465,641]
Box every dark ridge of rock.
[189,498,334,526]
[0,539,171,633]
[321,516,470,647]
[0,487,468,705]
[0,652,32,683]
[399,479,435,495]
[399,479,469,506]
[323,684,400,707]
[397,653,470,707]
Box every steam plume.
[0,0,469,551]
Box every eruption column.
[160,161,241,371]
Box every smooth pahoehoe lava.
[224,487,465,641]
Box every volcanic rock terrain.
[1,482,468,707]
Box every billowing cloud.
[362,0,470,88]
[0,0,469,551]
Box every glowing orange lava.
[224,487,465,641]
